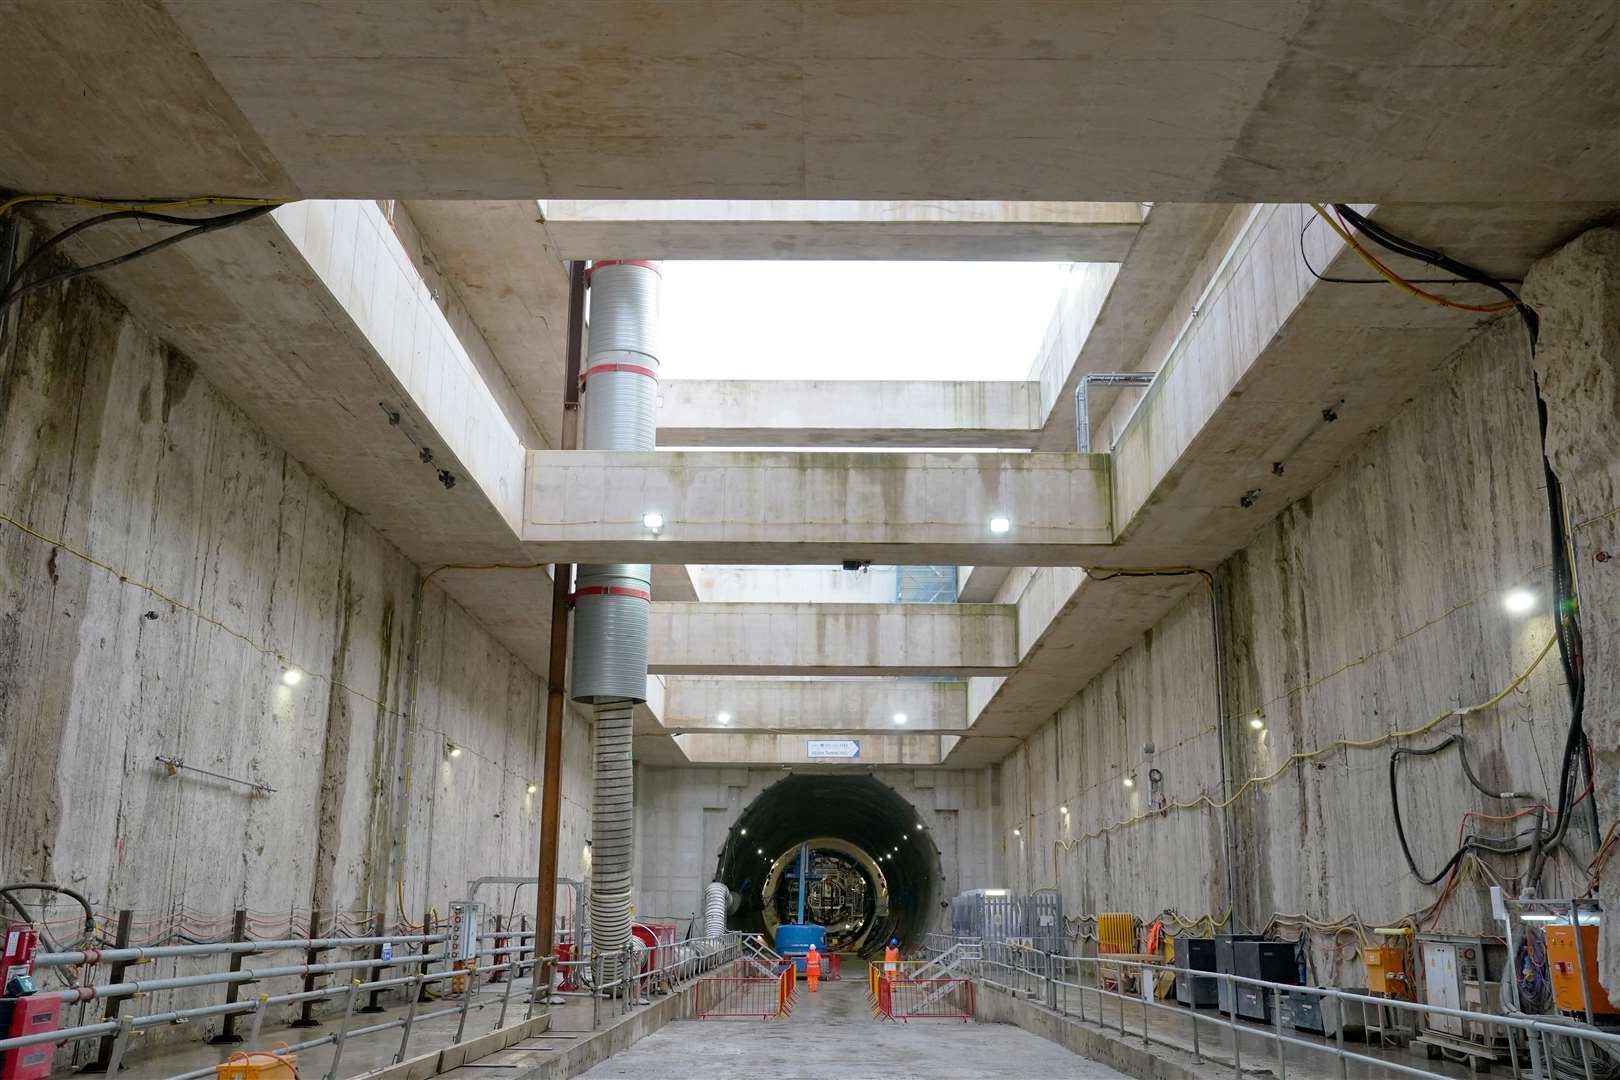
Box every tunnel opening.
[713,773,939,955]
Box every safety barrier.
[4,926,750,1078]
[954,937,1620,1080]
[867,959,930,1002]
[9,929,538,1080]
[875,977,974,1023]
[693,960,796,1020]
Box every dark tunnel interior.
[713,773,940,955]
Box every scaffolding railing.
[958,937,1620,1080]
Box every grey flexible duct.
[571,260,660,984]
[704,882,732,938]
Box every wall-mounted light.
[989,515,1011,535]
[281,668,303,687]
[446,743,462,759]
[893,712,908,725]
[526,782,538,794]
[756,847,763,855]
[739,827,748,836]
[716,712,731,725]
[1012,828,1022,837]
[914,823,923,831]
[1122,776,1134,789]
[642,511,664,533]
[1249,716,1265,731]
[1503,588,1535,614]
[1060,804,1069,816]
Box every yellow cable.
[0,194,282,219]
[1052,633,1555,848]
[1308,204,1517,314]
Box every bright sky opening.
[657,261,1074,382]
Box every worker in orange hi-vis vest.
[805,944,821,992]
[884,938,900,975]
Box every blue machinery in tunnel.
[774,843,828,973]
[717,774,940,955]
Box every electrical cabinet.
[1546,925,1619,1017]
[1214,935,1264,1016]
[1363,944,1411,998]
[1175,937,1218,1008]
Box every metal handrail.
[5,928,748,1080]
[964,938,1620,1080]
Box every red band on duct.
[569,585,652,609]
[579,362,658,388]
[586,259,661,282]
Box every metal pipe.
[535,259,586,999]
[1074,372,1154,453]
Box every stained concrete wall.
[992,228,1618,988]
[0,252,591,1031]
[632,767,993,934]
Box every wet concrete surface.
[576,978,1131,1079]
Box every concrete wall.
[0,254,591,1023]
[632,766,994,933]
[991,228,1619,988]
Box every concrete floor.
[577,979,1130,1079]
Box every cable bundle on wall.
[0,194,280,317]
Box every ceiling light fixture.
[1249,716,1265,731]
[1012,828,1022,837]
[989,515,1011,535]
[526,782,538,794]
[1060,804,1069,815]
[446,743,462,759]
[281,668,303,687]
[642,511,664,533]
[1122,776,1134,789]
[893,712,908,725]
[716,711,731,725]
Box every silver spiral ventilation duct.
[588,700,635,973]
[704,882,732,938]
[571,260,660,982]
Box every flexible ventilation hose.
[704,882,731,938]
[589,701,636,978]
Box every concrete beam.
[657,380,1041,448]
[647,603,1016,676]
[538,200,1143,261]
[11,4,1615,204]
[673,732,946,766]
[660,678,968,732]
[943,201,1618,766]
[524,450,1112,565]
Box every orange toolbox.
[215,1049,298,1080]
[1546,925,1618,1017]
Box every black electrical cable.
[0,204,276,313]
[1335,207,1588,889]
[1297,215,1510,287]
[1389,744,1541,885]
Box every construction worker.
[805,943,820,992]
[884,937,900,976]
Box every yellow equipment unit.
[1363,945,1413,999]
[1546,925,1619,1017]
[1096,913,1138,954]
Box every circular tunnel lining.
[714,773,939,954]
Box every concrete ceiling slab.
[1,2,1613,202]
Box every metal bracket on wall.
[155,755,275,796]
